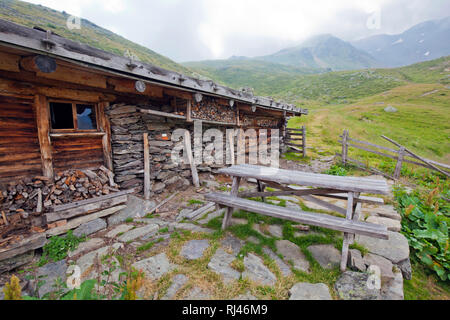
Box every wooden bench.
[208,164,390,271]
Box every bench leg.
[340,192,355,272]
[222,177,241,230]
[257,180,266,203]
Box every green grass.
[0,0,193,75]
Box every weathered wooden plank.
[218,164,390,195]
[46,205,126,237]
[143,133,151,200]
[394,146,405,180]
[46,195,128,223]
[34,94,54,179]
[237,188,342,198]
[0,233,47,261]
[137,108,186,119]
[222,177,241,230]
[183,130,200,187]
[340,192,354,272]
[185,202,216,220]
[206,192,388,239]
[97,102,113,171]
[50,189,134,212]
[301,195,347,215]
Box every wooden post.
[394,146,405,180]
[183,130,199,187]
[222,176,241,230]
[341,130,348,165]
[34,94,54,179]
[186,99,192,122]
[236,106,241,126]
[143,133,151,200]
[98,102,113,171]
[302,126,306,158]
[340,192,354,272]
[257,180,266,203]
[227,129,235,165]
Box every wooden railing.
[285,126,306,157]
[337,130,449,180]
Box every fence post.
[394,146,405,180]
[342,130,348,165]
[143,133,151,200]
[302,126,306,157]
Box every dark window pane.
[76,104,97,130]
[50,102,74,129]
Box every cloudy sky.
[25,0,450,62]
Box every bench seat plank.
[218,164,389,195]
[205,192,388,239]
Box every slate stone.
[73,218,107,237]
[208,248,241,283]
[106,224,134,238]
[355,231,409,264]
[276,240,310,273]
[107,195,156,225]
[118,224,159,242]
[68,238,105,257]
[247,236,260,244]
[396,258,412,280]
[233,292,258,300]
[363,253,395,281]
[348,249,366,272]
[170,222,214,234]
[242,253,277,286]
[307,244,341,269]
[132,253,176,280]
[267,225,283,238]
[162,274,188,300]
[381,270,404,300]
[262,247,292,277]
[185,286,211,300]
[76,243,123,280]
[289,282,332,300]
[335,271,380,300]
[35,260,68,298]
[180,240,210,260]
[0,250,34,274]
[366,216,401,232]
[221,236,245,256]
[384,106,398,113]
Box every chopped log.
[1,211,8,225]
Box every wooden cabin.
[0,18,307,256]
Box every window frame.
[48,99,99,133]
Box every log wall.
[0,95,42,183]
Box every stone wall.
[106,103,285,197]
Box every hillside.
[0,0,193,75]
[259,34,379,71]
[353,16,450,67]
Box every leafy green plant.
[324,164,348,176]
[394,183,449,281]
[39,231,86,266]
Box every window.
[49,101,98,131]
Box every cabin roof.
[0,18,307,115]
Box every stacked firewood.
[192,97,235,123]
[0,167,119,235]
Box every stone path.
[276,240,310,273]
[289,282,332,300]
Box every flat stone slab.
[363,253,395,281]
[267,225,283,238]
[132,253,176,280]
[381,270,404,300]
[107,195,156,225]
[221,236,245,256]
[68,238,105,257]
[233,292,258,300]
[170,222,214,234]
[242,253,277,286]
[185,286,211,300]
[276,240,310,273]
[289,282,332,300]
[73,218,107,237]
[208,248,241,283]
[197,209,224,225]
[0,250,34,274]
[335,271,380,300]
[262,247,292,277]
[106,224,134,238]
[366,216,401,232]
[362,204,401,221]
[118,224,159,242]
[77,244,123,280]
[34,259,68,298]
[307,244,341,269]
[180,240,210,260]
[162,274,188,300]
[355,231,409,264]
